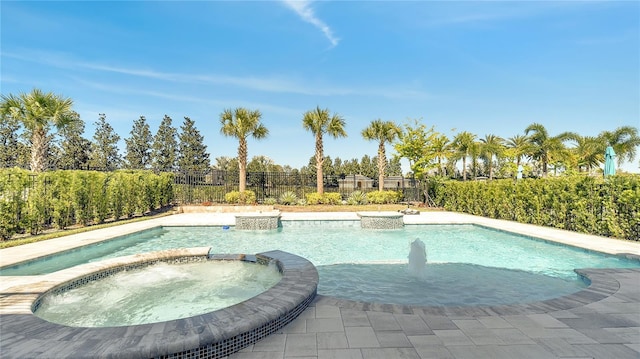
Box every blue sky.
[2,1,639,172]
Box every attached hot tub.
[4,248,318,359]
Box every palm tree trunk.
[378,142,386,191]
[238,138,247,192]
[315,134,324,194]
[31,128,48,172]
[462,156,467,181]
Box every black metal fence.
[172,170,420,204]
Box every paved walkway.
[229,268,639,359]
[1,210,639,358]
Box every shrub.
[225,190,256,205]
[366,190,401,204]
[305,192,342,205]
[279,191,298,205]
[263,197,277,205]
[305,192,323,205]
[347,191,368,205]
[323,192,342,205]
[433,175,640,240]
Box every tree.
[362,119,402,191]
[0,116,26,168]
[220,108,269,192]
[178,116,210,172]
[302,107,347,194]
[89,113,121,170]
[0,89,75,172]
[598,126,640,167]
[394,119,438,180]
[58,112,91,169]
[124,116,152,169]
[214,156,238,172]
[247,155,279,173]
[360,154,376,179]
[479,134,504,180]
[430,134,451,177]
[451,131,476,181]
[565,134,603,174]
[524,123,571,177]
[151,115,178,172]
[506,134,532,168]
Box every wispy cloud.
[2,49,431,100]
[281,0,339,47]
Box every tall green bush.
[0,169,175,240]
[433,175,639,240]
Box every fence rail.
[172,170,420,204]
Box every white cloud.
[281,0,339,47]
[3,49,431,100]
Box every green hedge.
[433,175,639,241]
[0,169,175,240]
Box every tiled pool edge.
[312,267,635,317]
[0,249,319,359]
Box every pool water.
[4,222,639,306]
[34,260,282,327]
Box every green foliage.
[323,192,343,204]
[433,175,640,240]
[0,168,30,238]
[151,115,178,172]
[305,192,342,205]
[366,190,401,204]
[178,116,210,172]
[279,191,299,205]
[263,197,277,205]
[0,169,174,239]
[124,115,153,169]
[347,190,368,205]
[224,190,256,205]
[90,114,121,170]
[305,192,323,205]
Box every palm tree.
[598,126,640,167]
[524,123,571,177]
[220,108,269,192]
[430,134,451,177]
[506,134,532,168]
[0,89,75,172]
[571,135,603,174]
[451,131,476,181]
[479,134,504,180]
[362,119,401,191]
[302,107,347,195]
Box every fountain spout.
[408,239,427,279]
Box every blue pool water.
[3,222,638,306]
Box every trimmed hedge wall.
[0,168,174,239]
[433,175,639,241]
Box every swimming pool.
[2,221,638,306]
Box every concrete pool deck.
[1,211,639,358]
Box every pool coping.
[0,249,319,359]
